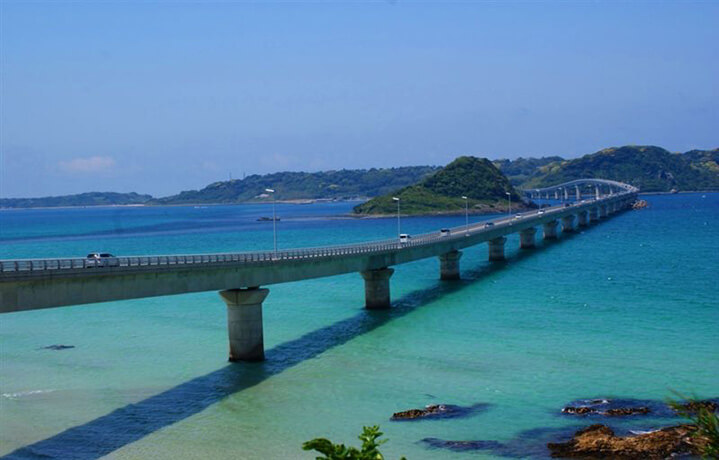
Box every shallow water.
[1,194,717,459]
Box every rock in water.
[391,404,448,420]
[548,423,704,458]
[631,199,648,210]
[562,406,598,415]
[604,407,650,416]
[391,402,489,421]
[675,400,719,414]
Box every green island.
[353,156,523,216]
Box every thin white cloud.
[58,156,116,173]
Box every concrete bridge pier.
[361,268,394,309]
[439,250,462,280]
[519,228,537,249]
[561,215,575,233]
[600,204,608,218]
[220,287,269,362]
[577,210,589,227]
[488,237,507,261]
[590,207,600,222]
[543,220,558,240]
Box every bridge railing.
[0,189,635,274]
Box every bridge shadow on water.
[3,229,589,460]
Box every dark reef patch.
[421,425,586,458]
[41,344,75,351]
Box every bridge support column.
[519,228,537,249]
[600,204,608,218]
[543,220,558,240]
[590,207,599,222]
[561,215,575,233]
[488,237,506,261]
[439,250,462,280]
[220,287,269,362]
[577,211,588,227]
[361,268,394,309]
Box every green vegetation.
[353,156,521,215]
[302,425,406,460]
[493,156,564,186]
[668,395,719,459]
[684,148,719,176]
[0,192,152,209]
[151,167,440,205]
[521,145,719,192]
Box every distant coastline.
[3,145,717,209]
[0,198,367,211]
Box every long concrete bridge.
[0,179,638,362]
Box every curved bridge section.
[522,178,639,201]
[0,179,638,361]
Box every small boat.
[257,216,280,222]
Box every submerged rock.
[547,423,704,459]
[421,437,504,452]
[604,407,650,416]
[42,345,75,350]
[391,403,487,421]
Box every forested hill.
[151,166,441,205]
[353,156,523,215]
[520,146,719,192]
[0,192,152,209]
[493,156,564,186]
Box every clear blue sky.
[1,1,717,198]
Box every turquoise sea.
[1,193,717,459]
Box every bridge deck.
[0,187,636,313]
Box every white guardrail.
[0,189,633,274]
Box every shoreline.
[349,205,534,219]
[0,198,368,211]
